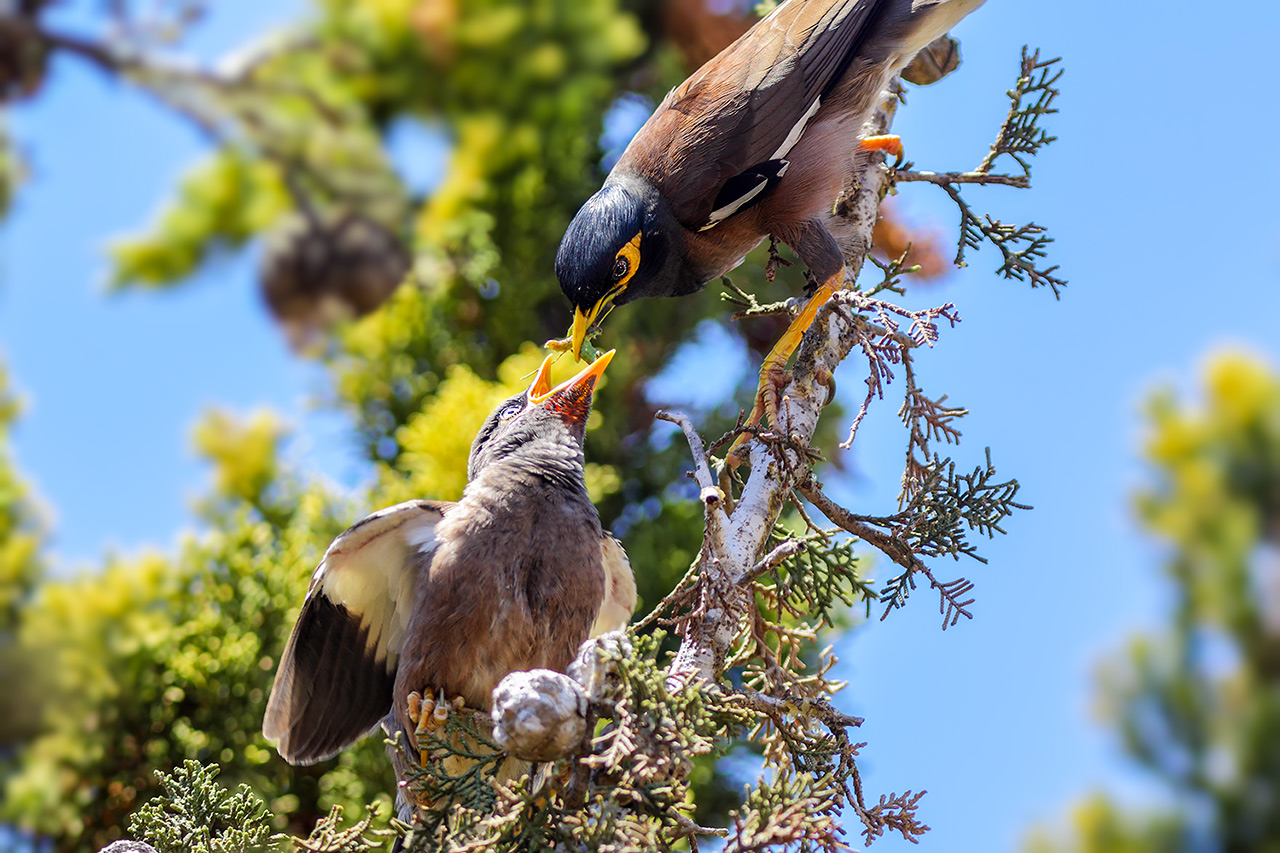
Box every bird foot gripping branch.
[406,689,466,762]
[728,268,846,463]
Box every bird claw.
[859,133,904,167]
[407,689,466,764]
[755,362,789,431]
[726,269,841,467]
[727,361,789,465]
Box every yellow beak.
[529,354,556,401]
[571,305,596,362]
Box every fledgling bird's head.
[467,350,615,482]
[556,177,698,359]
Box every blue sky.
[3,1,1280,850]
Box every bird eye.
[499,403,523,421]
[611,255,630,281]
[611,232,641,287]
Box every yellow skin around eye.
[570,231,641,360]
[615,233,641,290]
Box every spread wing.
[263,500,448,765]
[616,0,886,228]
[591,533,636,636]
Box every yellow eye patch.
[612,232,641,293]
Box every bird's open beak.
[529,349,615,424]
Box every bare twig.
[796,479,923,575]
[631,556,701,631]
[656,410,729,559]
[18,19,332,110]
[788,490,828,537]
[744,539,806,585]
[722,276,800,320]
[671,811,729,840]
[895,169,1029,188]
[655,411,717,494]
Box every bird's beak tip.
[570,308,592,362]
[529,354,557,400]
[579,347,615,383]
[588,348,616,373]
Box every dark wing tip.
[263,592,396,765]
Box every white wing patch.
[699,160,790,232]
[770,96,820,161]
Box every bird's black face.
[467,351,614,482]
[556,184,657,360]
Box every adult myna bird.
[556,0,984,439]
[262,352,635,808]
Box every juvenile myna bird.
[556,0,985,440]
[262,352,634,809]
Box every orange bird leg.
[729,272,841,462]
[859,133,903,164]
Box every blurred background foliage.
[1026,351,1280,853]
[0,0,831,849]
[0,365,47,758]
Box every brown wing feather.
[264,593,396,764]
[263,500,448,765]
[617,0,885,226]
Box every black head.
[467,350,614,483]
[556,179,689,359]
